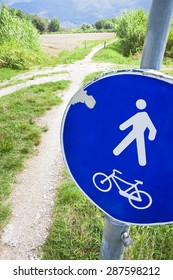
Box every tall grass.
[0,5,44,69]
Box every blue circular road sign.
[61,69,173,225]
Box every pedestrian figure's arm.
[119,115,134,130]
[148,122,157,140]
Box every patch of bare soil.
[40,32,114,55]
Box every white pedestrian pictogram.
[113,99,157,166]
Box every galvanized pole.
[141,0,173,70]
[100,216,132,260]
[100,0,173,260]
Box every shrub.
[95,20,105,30]
[81,23,92,31]
[115,9,148,56]
[48,17,60,33]
[32,15,48,34]
[0,41,42,69]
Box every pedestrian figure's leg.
[136,135,147,166]
[113,132,135,156]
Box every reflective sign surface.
[61,70,173,225]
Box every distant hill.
[3,0,152,27]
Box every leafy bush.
[81,23,92,31]
[115,9,148,56]
[48,17,60,32]
[165,21,173,58]
[32,15,48,34]
[95,18,116,31]
[0,5,44,69]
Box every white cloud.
[38,10,48,17]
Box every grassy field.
[0,68,24,83]
[0,38,171,84]
[0,80,70,229]
[0,39,113,81]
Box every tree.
[32,15,48,34]
[103,20,115,30]
[81,23,92,31]
[9,8,28,20]
[15,9,26,19]
[48,18,60,33]
[115,9,148,56]
[95,20,105,30]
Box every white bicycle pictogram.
[93,169,152,210]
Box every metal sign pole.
[141,0,173,71]
[100,0,173,260]
[100,216,132,260]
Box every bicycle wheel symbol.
[93,172,112,192]
[128,190,152,210]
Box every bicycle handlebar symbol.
[92,169,152,210]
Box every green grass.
[0,80,70,229]
[0,5,44,70]
[92,41,139,65]
[0,68,23,82]
[125,224,173,260]
[41,169,104,260]
[0,70,68,90]
[83,71,103,85]
[161,69,173,76]
[92,41,173,72]
[41,168,173,260]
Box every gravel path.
[0,44,114,259]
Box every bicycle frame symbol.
[93,169,152,210]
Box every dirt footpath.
[0,44,115,259]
